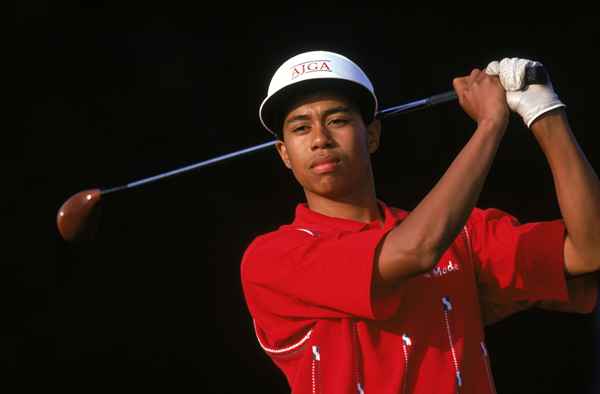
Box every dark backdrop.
[17,2,599,392]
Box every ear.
[366,118,381,154]
[275,140,292,169]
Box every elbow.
[404,235,445,272]
[376,242,440,284]
[414,245,443,273]
[375,229,446,287]
[393,230,447,274]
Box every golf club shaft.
[100,90,458,196]
[101,140,279,195]
[101,60,550,197]
[376,91,457,118]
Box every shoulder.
[240,225,318,277]
[466,207,521,228]
[244,224,317,254]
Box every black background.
[17,2,599,392]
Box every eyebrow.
[285,106,353,125]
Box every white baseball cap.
[259,50,378,137]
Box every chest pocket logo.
[424,260,460,279]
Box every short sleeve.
[241,226,403,322]
[466,208,597,325]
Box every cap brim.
[259,78,377,137]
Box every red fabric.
[240,203,597,394]
[468,208,598,324]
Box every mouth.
[311,157,340,174]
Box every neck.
[305,189,382,223]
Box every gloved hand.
[485,58,565,128]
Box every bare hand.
[453,68,509,129]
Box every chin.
[309,181,354,200]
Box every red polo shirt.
[240,201,597,394]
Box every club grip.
[524,63,548,85]
[430,64,548,106]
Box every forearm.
[375,119,506,285]
[531,110,600,274]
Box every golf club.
[56,65,547,241]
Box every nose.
[310,123,333,151]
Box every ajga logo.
[290,60,333,79]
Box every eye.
[294,125,308,133]
[289,124,309,134]
[328,117,350,127]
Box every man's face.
[275,93,380,200]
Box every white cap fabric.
[259,50,378,137]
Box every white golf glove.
[485,57,565,128]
